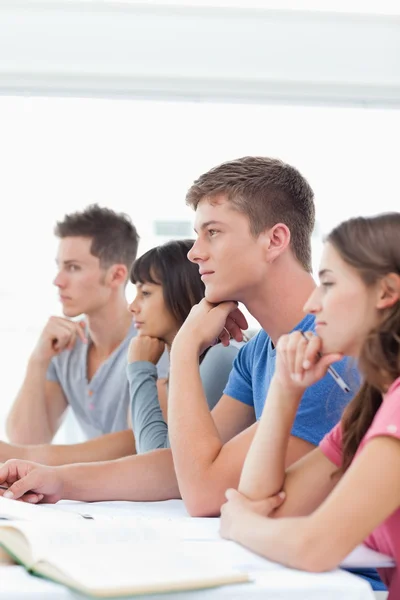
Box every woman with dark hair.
[220,212,400,598]
[127,239,241,453]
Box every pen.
[300,331,351,394]
[0,485,9,491]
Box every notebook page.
[41,541,249,591]
[0,497,81,522]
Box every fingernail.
[3,491,13,499]
[279,491,286,499]
[303,360,311,369]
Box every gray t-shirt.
[127,341,242,453]
[47,322,169,439]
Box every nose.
[187,238,207,264]
[303,287,322,315]
[53,271,66,288]
[128,296,139,314]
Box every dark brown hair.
[130,239,204,327]
[55,204,139,271]
[186,156,315,272]
[327,213,400,473]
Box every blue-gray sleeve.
[46,358,59,382]
[199,343,239,411]
[127,361,169,453]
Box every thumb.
[3,471,39,500]
[318,353,343,373]
[225,488,240,501]
[268,490,286,510]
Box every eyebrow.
[318,268,333,277]
[55,259,83,265]
[193,220,225,233]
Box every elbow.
[291,534,340,574]
[181,484,224,518]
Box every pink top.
[320,376,400,599]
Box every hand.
[127,336,165,365]
[173,299,248,355]
[32,317,87,364]
[274,331,343,394]
[220,488,285,541]
[0,459,64,504]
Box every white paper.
[340,544,395,568]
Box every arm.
[7,317,86,444]
[223,436,400,572]
[0,448,181,503]
[0,430,136,466]
[239,332,343,503]
[127,361,169,453]
[168,304,314,517]
[7,361,68,444]
[200,343,240,412]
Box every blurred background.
[0,0,399,440]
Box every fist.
[128,336,165,365]
[32,317,87,364]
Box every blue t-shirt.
[224,313,386,591]
[224,314,356,445]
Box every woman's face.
[304,242,381,357]
[128,281,179,344]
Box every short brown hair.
[186,156,315,272]
[55,204,139,271]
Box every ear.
[262,223,291,263]
[106,264,129,288]
[376,273,400,310]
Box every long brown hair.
[326,213,400,473]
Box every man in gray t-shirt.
[6,205,148,449]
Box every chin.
[205,285,237,305]
[62,306,83,319]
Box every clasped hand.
[173,299,248,356]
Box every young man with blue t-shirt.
[0,158,384,590]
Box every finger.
[302,334,322,369]
[229,307,248,331]
[224,316,244,343]
[75,321,88,344]
[293,335,308,380]
[286,332,306,381]
[218,328,231,347]
[3,471,40,500]
[19,493,44,504]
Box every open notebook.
[0,498,249,598]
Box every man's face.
[188,195,268,304]
[54,237,111,317]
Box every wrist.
[269,376,304,405]
[28,353,51,371]
[171,336,201,360]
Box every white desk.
[0,500,375,600]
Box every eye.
[208,229,218,237]
[321,282,334,289]
[67,264,80,272]
[141,290,151,297]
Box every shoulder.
[365,376,400,442]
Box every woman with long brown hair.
[220,212,400,598]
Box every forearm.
[239,378,302,500]
[7,358,53,443]
[127,362,169,452]
[25,430,136,466]
[59,448,180,502]
[168,344,222,503]
[232,511,336,573]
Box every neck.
[242,259,316,346]
[85,294,132,355]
